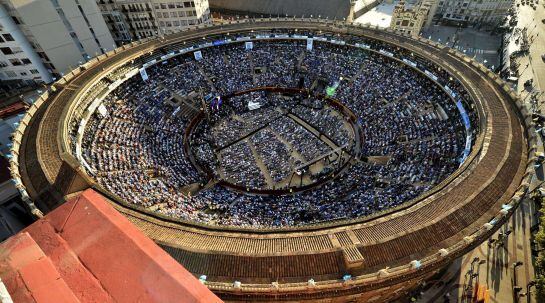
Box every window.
[0,47,13,55]
[20,71,27,76]
[0,61,7,67]
[2,34,14,41]
[29,69,39,74]
[170,12,177,17]
[9,58,21,66]
[178,11,185,17]
[38,52,50,61]
[45,62,56,70]
[21,58,31,64]
[5,70,16,78]
[0,36,4,43]
[163,12,169,18]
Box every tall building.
[97,0,211,45]
[98,0,132,44]
[435,0,512,27]
[390,0,434,37]
[0,5,50,86]
[0,0,116,85]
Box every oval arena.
[10,19,535,302]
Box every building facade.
[0,5,51,85]
[97,0,211,45]
[435,0,512,27]
[0,0,116,85]
[98,0,132,44]
[390,0,433,37]
[209,0,351,20]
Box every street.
[421,26,502,69]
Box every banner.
[245,41,253,50]
[194,50,203,61]
[97,104,108,117]
[306,38,313,51]
[139,68,148,81]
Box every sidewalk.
[508,1,545,110]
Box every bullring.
[10,19,534,302]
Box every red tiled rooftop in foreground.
[0,189,222,303]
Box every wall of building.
[436,0,512,26]
[209,0,351,19]
[390,0,431,37]
[150,0,211,34]
[97,0,211,43]
[1,0,115,80]
[0,4,52,83]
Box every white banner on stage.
[245,41,253,50]
[139,68,148,81]
[306,38,313,51]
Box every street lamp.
[513,261,524,297]
[527,280,536,303]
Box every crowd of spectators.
[78,35,475,227]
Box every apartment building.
[0,0,116,85]
[97,0,211,45]
[435,0,512,26]
[0,4,50,85]
[99,0,132,44]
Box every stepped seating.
[124,213,334,254]
[160,244,344,282]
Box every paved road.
[421,26,502,68]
